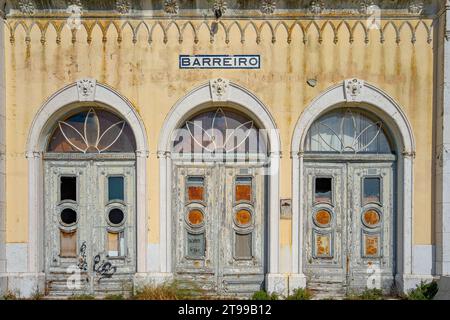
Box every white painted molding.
[26,80,149,274]
[156,80,281,275]
[290,79,416,289]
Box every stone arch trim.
[26,79,149,274]
[289,79,415,291]
[156,79,283,288]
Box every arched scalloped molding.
[156,80,284,292]
[7,19,434,45]
[26,79,149,277]
[289,79,416,292]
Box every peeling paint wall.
[3,16,435,253]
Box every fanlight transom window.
[172,108,267,155]
[305,108,393,154]
[47,108,136,153]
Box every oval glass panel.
[363,209,381,228]
[108,208,125,225]
[60,208,77,225]
[235,209,252,227]
[314,210,332,227]
[188,209,204,226]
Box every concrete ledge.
[396,274,436,293]
[287,274,307,295]
[434,276,450,300]
[133,272,174,291]
[266,273,288,296]
[1,273,45,298]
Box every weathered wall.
[3,17,435,255]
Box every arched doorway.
[170,108,269,295]
[43,107,138,295]
[302,107,396,294]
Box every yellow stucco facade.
[2,0,449,298]
[4,18,434,245]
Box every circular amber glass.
[314,210,332,227]
[363,210,381,227]
[235,210,252,226]
[188,209,204,226]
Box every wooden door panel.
[220,165,265,293]
[347,163,395,290]
[173,164,216,278]
[44,161,90,294]
[303,162,347,285]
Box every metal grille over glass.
[47,108,136,153]
[172,108,268,159]
[304,108,393,154]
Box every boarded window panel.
[187,177,204,201]
[108,176,124,201]
[315,178,332,203]
[364,177,381,204]
[235,233,252,259]
[61,176,77,201]
[187,233,205,258]
[314,232,332,258]
[363,233,380,257]
[60,230,77,257]
[108,232,124,257]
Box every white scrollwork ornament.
[210,78,230,102]
[77,78,96,101]
[344,78,365,102]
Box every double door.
[173,162,266,295]
[303,161,395,293]
[44,159,136,295]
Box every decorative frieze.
[164,0,179,15]
[6,19,433,46]
[18,0,35,15]
[408,0,424,14]
[115,0,131,14]
[261,0,277,15]
[212,0,227,19]
[308,1,324,15]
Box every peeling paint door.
[44,159,136,296]
[303,161,395,294]
[173,162,266,295]
[347,162,395,291]
[303,163,347,291]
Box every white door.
[173,162,266,295]
[303,161,395,294]
[44,159,136,296]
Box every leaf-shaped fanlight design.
[58,108,126,153]
[315,109,383,153]
[186,108,254,153]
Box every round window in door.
[302,107,396,295]
[44,107,137,296]
[171,108,269,296]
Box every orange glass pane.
[316,234,331,257]
[365,235,379,256]
[364,210,380,227]
[315,210,331,226]
[235,210,252,226]
[188,186,204,201]
[188,210,204,225]
[236,184,252,202]
[60,230,77,257]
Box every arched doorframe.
[26,79,149,277]
[290,79,416,292]
[157,79,284,291]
